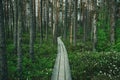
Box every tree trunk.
[110,0,116,45]
[46,0,49,40]
[64,0,68,39]
[17,0,23,79]
[33,0,36,40]
[69,1,73,44]
[53,0,59,44]
[4,0,9,39]
[92,13,97,52]
[40,0,43,44]
[92,0,97,52]
[29,0,35,61]
[14,0,18,54]
[73,0,78,46]
[83,3,87,42]
[0,0,8,79]
[51,0,54,43]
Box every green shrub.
[68,52,120,80]
[7,43,56,80]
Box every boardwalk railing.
[51,37,72,80]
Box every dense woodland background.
[0,0,120,80]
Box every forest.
[0,0,120,80]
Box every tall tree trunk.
[46,0,49,40]
[73,0,78,45]
[61,0,64,37]
[110,0,116,45]
[29,0,35,61]
[92,0,97,52]
[17,0,23,79]
[38,0,40,31]
[53,0,59,44]
[33,0,36,40]
[43,1,46,36]
[51,0,54,43]
[69,0,73,44]
[4,0,9,39]
[0,0,8,79]
[9,0,14,39]
[40,0,43,44]
[9,0,14,41]
[92,13,97,51]
[14,0,18,54]
[83,3,87,42]
[64,0,68,39]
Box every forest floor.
[6,34,120,80]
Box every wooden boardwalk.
[51,37,72,80]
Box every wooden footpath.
[51,37,72,80]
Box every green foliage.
[110,42,120,52]
[66,42,92,52]
[116,19,120,43]
[97,29,111,51]
[7,43,56,80]
[68,52,120,80]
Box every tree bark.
[53,0,59,44]
[73,0,78,46]
[29,0,35,61]
[110,0,116,45]
[69,1,73,44]
[64,0,68,39]
[14,0,18,54]
[46,0,49,40]
[17,0,23,79]
[51,0,54,44]
[0,0,8,79]
[40,0,43,44]
[92,0,97,52]
[33,0,36,40]
[92,13,97,52]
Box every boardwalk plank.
[51,37,72,80]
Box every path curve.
[51,37,72,80]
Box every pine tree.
[0,0,8,79]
